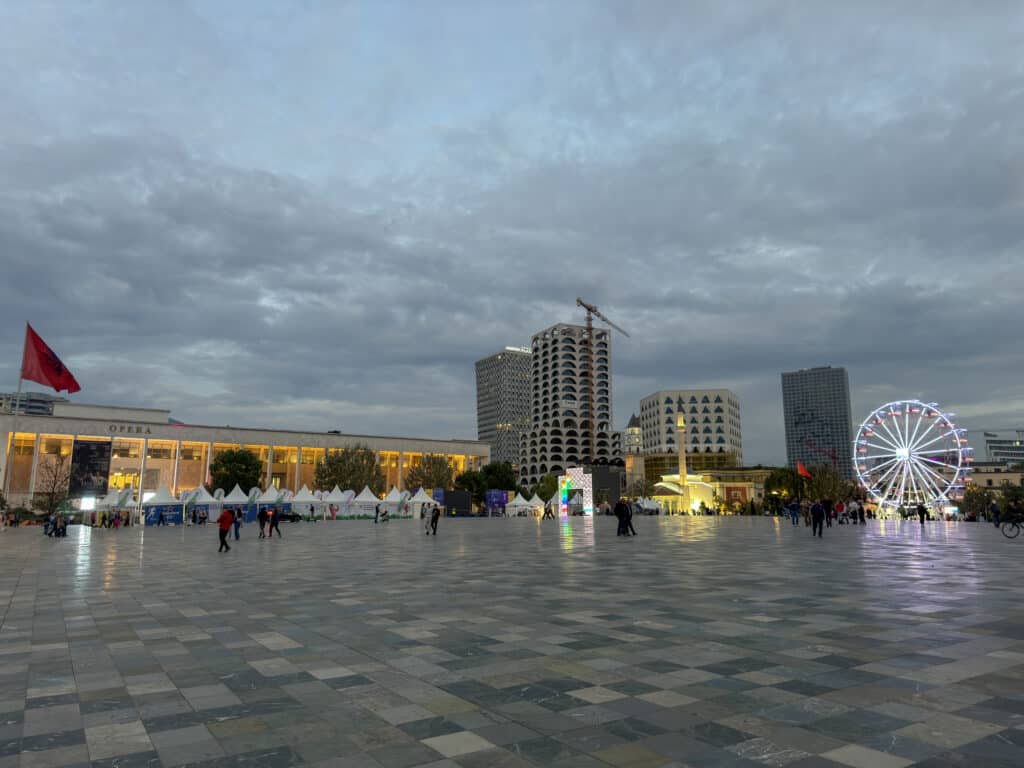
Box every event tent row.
[134,484,431,525]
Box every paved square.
[1,517,1022,767]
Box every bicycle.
[1000,519,1022,539]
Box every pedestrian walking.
[810,500,825,538]
[857,503,866,524]
[217,507,234,552]
[374,503,380,524]
[267,507,281,538]
[917,503,927,525]
[788,501,800,525]
[233,508,242,540]
[614,498,630,536]
[627,498,639,536]
[429,504,441,536]
[823,499,834,528]
[157,510,165,526]
[257,507,268,538]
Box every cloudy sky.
[2,1,1022,465]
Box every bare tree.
[33,452,72,517]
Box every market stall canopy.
[353,486,380,503]
[409,488,434,505]
[506,493,532,508]
[384,487,403,503]
[325,486,349,502]
[292,485,319,504]
[223,485,249,503]
[257,487,281,504]
[527,494,545,508]
[190,486,220,506]
[142,486,178,506]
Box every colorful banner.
[485,489,509,516]
[69,439,112,497]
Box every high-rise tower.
[781,366,854,481]
[475,347,531,466]
[520,323,614,487]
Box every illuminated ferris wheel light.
[853,399,971,510]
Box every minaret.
[676,414,688,485]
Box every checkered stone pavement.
[1,516,1022,767]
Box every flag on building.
[797,461,813,479]
[20,324,81,394]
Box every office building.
[639,389,742,461]
[1,391,67,416]
[1,402,489,508]
[781,366,854,481]
[475,347,531,466]
[978,430,1024,466]
[520,323,615,486]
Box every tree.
[32,452,72,517]
[454,471,487,505]
[960,484,994,519]
[481,462,518,491]
[530,473,558,502]
[404,454,453,491]
[764,467,801,502]
[1000,482,1024,512]
[314,445,384,494]
[209,448,264,493]
[804,464,853,502]
[627,478,655,498]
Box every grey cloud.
[1,1,1022,463]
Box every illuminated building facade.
[1,402,489,507]
[475,347,531,466]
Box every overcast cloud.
[1,0,1022,464]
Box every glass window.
[299,447,324,489]
[6,433,36,494]
[271,446,298,491]
[34,434,73,495]
[144,439,177,491]
[109,438,144,496]
[176,442,209,494]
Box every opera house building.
[1,402,489,508]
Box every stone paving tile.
[1,519,1023,767]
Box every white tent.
[223,485,249,504]
[324,487,354,519]
[408,488,435,517]
[142,486,178,506]
[142,486,182,525]
[96,488,122,510]
[527,494,545,512]
[383,487,410,517]
[506,493,532,516]
[291,485,321,519]
[641,497,661,513]
[257,487,281,504]
[353,486,381,517]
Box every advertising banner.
[69,439,112,497]
[144,505,184,526]
[485,489,508,516]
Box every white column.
[397,451,404,491]
[26,434,41,507]
[266,446,274,489]
[294,447,301,493]
[171,439,182,495]
[204,442,213,488]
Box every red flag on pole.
[20,324,81,394]
[797,461,813,480]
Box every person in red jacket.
[217,508,234,552]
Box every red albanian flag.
[20,324,81,394]
[797,461,813,480]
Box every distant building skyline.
[639,389,742,463]
[782,366,854,481]
[474,347,531,466]
[520,323,615,486]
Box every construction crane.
[575,298,630,463]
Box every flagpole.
[3,376,23,504]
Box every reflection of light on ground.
[74,525,92,582]
[557,516,596,552]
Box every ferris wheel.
[854,400,972,510]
